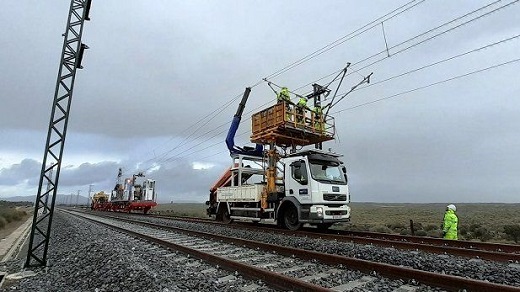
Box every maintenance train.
[91,169,157,214]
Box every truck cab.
[281,150,350,230]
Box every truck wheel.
[219,208,233,224]
[284,204,302,231]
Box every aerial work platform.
[250,101,335,146]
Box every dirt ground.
[0,210,32,241]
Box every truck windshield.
[309,160,347,185]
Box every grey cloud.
[0,159,40,186]
[1,1,519,203]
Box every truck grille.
[323,193,347,201]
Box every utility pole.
[87,184,93,207]
[75,190,81,207]
[25,0,92,268]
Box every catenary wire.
[138,1,430,169]
[355,33,520,91]
[138,0,515,171]
[263,0,427,80]
[293,0,517,95]
[332,57,520,114]
[162,55,520,163]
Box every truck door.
[286,159,312,204]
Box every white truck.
[206,85,352,230]
[209,149,351,230]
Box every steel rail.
[326,229,520,253]
[142,213,520,262]
[295,230,520,262]
[107,214,520,292]
[72,212,331,292]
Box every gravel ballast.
[133,215,520,288]
[2,211,518,291]
[0,211,274,292]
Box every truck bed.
[217,184,264,202]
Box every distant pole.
[87,184,93,207]
[76,190,81,207]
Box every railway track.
[323,229,520,254]
[133,213,520,263]
[77,210,520,291]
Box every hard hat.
[447,204,456,211]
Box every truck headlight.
[317,207,323,217]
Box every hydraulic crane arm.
[225,87,263,157]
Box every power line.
[263,0,427,80]
[333,57,520,114]
[139,93,241,166]
[294,0,518,95]
[162,129,250,165]
[132,1,435,171]
[137,0,518,170]
[180,55,520,162]
[354,33,520,91]
[355,0,518,69]
[149,57,520,163]
[137,1,428,170]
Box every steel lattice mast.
[25,0,92,268]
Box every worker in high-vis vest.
[313,104,324,133]
[442,204,458,240]
[277,87,293,121]
[296,97,309,125]
[277,87,291,103]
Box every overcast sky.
[1,0,519,203]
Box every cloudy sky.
[1,0,519,203]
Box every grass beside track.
[0,207,31,241]
[153,202,520,243]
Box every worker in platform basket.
[296,96,309,125]
[313,103,325,133]
[442,204,458,240]
[277,86,293,121]
[277,87,291,103]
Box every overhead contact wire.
[333,57,520,113]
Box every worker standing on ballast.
[442,204,458,240]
